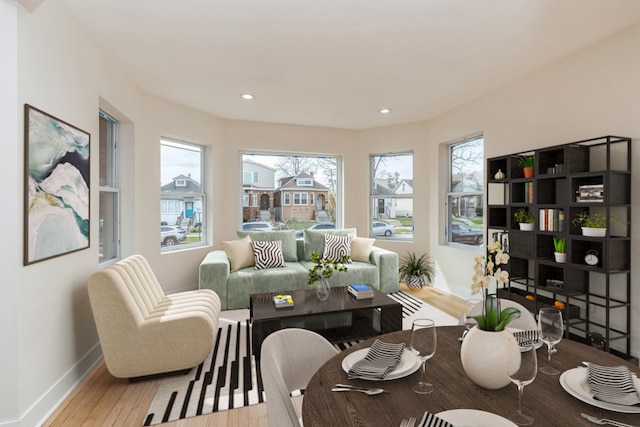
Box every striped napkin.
[347,340,405,380]
[511,329,540,346]
[586,362,640,406]
[418,411,455,427]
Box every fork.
[581,412,638,427]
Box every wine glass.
[459,298,481,341]
[410,319,437,394]
[538,308,564,375]
[508,343,538,425]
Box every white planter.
[519,223,534,231]
[554,252,567,264]
[582,227,606,237]
[460,326,521,389]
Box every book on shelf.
[348,283,374,299]
[273,294,294,308]
[538,208,565,232]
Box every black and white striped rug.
[143,291,457,425]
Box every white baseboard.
[19,343,103,427]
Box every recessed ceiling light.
[379,108,391,114]
[241,93,254,100]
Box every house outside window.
[447,135,484,247]
[99,111,119,264]
[160,138,206,250]
[370,152,414,240]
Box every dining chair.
[464,298,538,330]
[260,328,339,427]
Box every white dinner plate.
[435,409,518,427]
[506,327,543,350]
[559,367,640,414]
[341,347,421,381]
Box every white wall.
[1,1,20,425]
[7,0,640,425]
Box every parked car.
[295,222,336,238]
[372,221,395,237]
[161,225,186,246]
[451,223,483,244]
[242,221,275,232]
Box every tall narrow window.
[99,111,119,264]
[447,135,484,247]
[370,153,414,240]
[160,138,206,250]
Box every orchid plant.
[471,241,521,331]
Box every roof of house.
[276,172,329,191]
[161,174,201,192]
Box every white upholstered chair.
[464,298,538,330]
[260,328,339,427]
[87,254,221,378]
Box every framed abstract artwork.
[24,104,90,265]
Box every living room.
[3,1,640,426]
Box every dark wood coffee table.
[249,286,402,359]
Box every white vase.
[582,227,606,237]
[315,277,330,301]
[519,223,534,231]
[460,326,520,389]
[554,252,567,263]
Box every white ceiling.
[61,0,640,130]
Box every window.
[447,135,484,247]
[294,193,308,205]
[370,153,414,240]
[99,111,119,264]
[160,138,206,250]
[241,152,341,232]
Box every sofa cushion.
[322,234,353,262]
[252,240,287,269]
[304,228,357,261]
[221,235,255,271]
[351,236,375,263]
[237,230,298,262]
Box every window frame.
[369,152,414,241]
[98,110,120,265]
[160,137,207,252]
[445,135,485,249]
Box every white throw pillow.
[252,240,287,270]
[351,236,375,263]
[322,234,353,262]
[221,235,255,271]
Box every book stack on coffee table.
[348,283,374,300]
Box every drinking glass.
[410,319,437,394]
[459,298,481,341]
[508,343,537,425]
[538,308,563,375]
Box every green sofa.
[199,229,399,310]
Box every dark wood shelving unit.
[487,135,633,361]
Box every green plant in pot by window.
[518,155,535,178]
[513,208,534,224]
[399,252,435,290]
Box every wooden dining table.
[302,326,640,426]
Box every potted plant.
[571,211,607,237]
[308,251,350,300]
[518,155,535,178]
[553,236,566,263]
[513,208,535,231]
[399,252,435,290]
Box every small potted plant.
[553,236,566,263]
[571,211,607,237]
[518,155,535,178]
[513,208,535,231]
[399,252,435,290]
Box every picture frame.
[24,104,90,265]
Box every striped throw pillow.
[322,234,352,262]
[252,240,287,270]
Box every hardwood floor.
[44,284,464,427]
